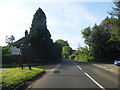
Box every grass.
[1,67,44,88]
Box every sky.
[0,0,115,50]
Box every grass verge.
[1,67,44,89]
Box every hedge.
[2,54,20,64]
[69,55,94,62]
[69,55,76,59]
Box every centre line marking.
[84,72,106,90]
[50,64,62,71]
[74,62,82,70]
[73,62,82,70]
[77,65,82,70]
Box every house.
[10,30,28,55]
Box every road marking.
[84,72,106,90]
[73,61,82,70]
[77,65,82,70]
[50,64,62,71]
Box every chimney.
[25,30,28,37]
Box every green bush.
[69,55,76,59]
[2,54,20,64]
[73,55,90,62]
[88,57,94,62]
[74,56,79,60]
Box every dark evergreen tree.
[109,1,120,40]
[109,1,120,19]
[24,8,61,62]
[81,27,91,46]
[82,17,120,62]
[80,1,120,63]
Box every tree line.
[80,1,120,62]
[60,1,120,63]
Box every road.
[28,59,119,89]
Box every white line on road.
[50,64,62,71]
[84,72,106,90]
[77,65,82,70]
[73,61,82,70]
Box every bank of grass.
[1,67,44,89]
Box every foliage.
[5,35,15,44]
[23,8,62,63]
[69,55,76,59]
[76,46,91,61]
[55,39,69,47]
[2,45,11,54]
[108,1,120,41]
[78,1,120,63]
[62,46,72,58]
[1,68,44,89]
[25,8,52,61]
[55,39,73,58]
[68,46,93,62]
[3,35,15,55]
[109,1,120,18]
[52,42,62,61]
[81,16,120,62]
[81,27,91,46]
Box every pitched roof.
[14,37,25,48]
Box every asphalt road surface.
[28,59,119,89]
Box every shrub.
[88,57,94,62]
[69,55,76,59]
[75,56,79,60]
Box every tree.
[81,27,91,46]
[55,39,69,47]
[90,23,112,62]
[62,46,72,58]
[108,1,120,60]
[75,46,91,61]
[25,8,61,63]
[55,39,71,58]
[109,1,120,19]
[53,42,62,62]
[109,1,120,40]
[5,35,15,45]
[20,44,33,70]
[3,35,15,54]
[80,2,120,63]
[82,17,120,62]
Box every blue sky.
[0,0,114,49]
